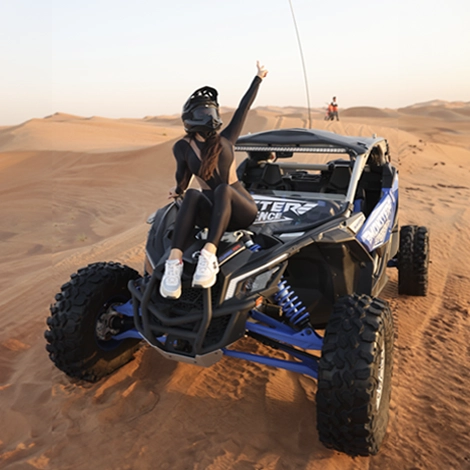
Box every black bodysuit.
[171,76,262,251]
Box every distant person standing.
[330,96,339,121]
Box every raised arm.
[222,61,268,144]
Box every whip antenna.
[288,0,312,128]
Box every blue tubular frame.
[111,301,323,378]
[246,309,323,350]
[223,309,322,378]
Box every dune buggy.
[45,128,429,456]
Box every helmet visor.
[191,106,220,120]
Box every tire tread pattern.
[45,262,141,382]
[316,294,394,456]
[398,225,429,296]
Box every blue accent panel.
[223,349,318,378]
[357,174,398,251]
[248,243,262,252]
[353,198,363,213]
[113,300,134,317]
[248,310,323,350]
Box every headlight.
[225,266,281,301]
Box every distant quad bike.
[324,105,338,121]
[324,108,335,121]
[46,128,430,456]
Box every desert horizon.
[1,100,470,469]
[2,99,470,153]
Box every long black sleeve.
[221,76,262,144]
[173,140,192,194]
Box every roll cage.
[235,127,391,214]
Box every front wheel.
[45,262,142,382]
[316,294,394,456]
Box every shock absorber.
[245,239,310,329]
[274,279,310,329]
[244,238,310,328]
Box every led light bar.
[234,145,348,154]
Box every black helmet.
[182,86,223,134]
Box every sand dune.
[1,104,470,469]
[404,99,470,109]
[398,106,470,122]
[341,107,397,119]
[0,113,182,153]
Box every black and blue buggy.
[45,128,430,456]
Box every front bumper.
[127,271,257,360]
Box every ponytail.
[187,132,222,180]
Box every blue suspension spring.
[246,241,310,328]
[274,279,310,328]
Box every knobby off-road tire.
[316,294,394,456]
[398,225,429,296]
[45,262,142,382]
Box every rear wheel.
[316,294,394,456]
[45,262,142,382]
[398,225,429,295]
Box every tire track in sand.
[372,206,470,469]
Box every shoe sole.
[159,283,181,299]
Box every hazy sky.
[1,0,469,125]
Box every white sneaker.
[160,259,184,299]
[192,249,219,288]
